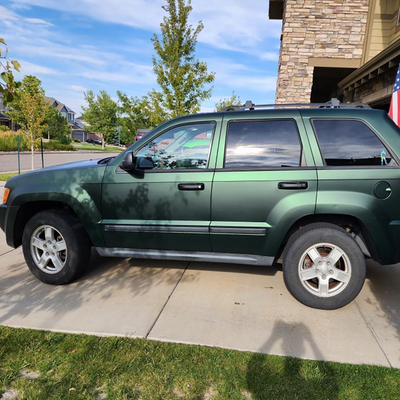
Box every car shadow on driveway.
[0,248,279,328]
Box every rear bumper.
[365,220,400,265]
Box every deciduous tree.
[215,92,242,112]
[8,75,49,170]
[82,90,118,149]
[44,106,71,144]
[0,38,21,104]
[151,0,215,118]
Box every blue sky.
[0,0,282,116]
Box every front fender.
[6,167,106,247]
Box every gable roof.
[45,96,76,114]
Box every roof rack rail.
[221,98,371,112]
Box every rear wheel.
[283,223,366,309]
[22,210,91,284]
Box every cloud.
[204,58,277,93]
[16,60,59,75]
[8,0,282,59]
[25,17,53,26]
[259,52,279,61]
[71,84,87,92]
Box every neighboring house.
[74,116,101,142]
[270,0,400,110]
[0,93,14,130]
[45,96,84,140]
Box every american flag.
[389,65,400,126]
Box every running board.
[95,247,274,266]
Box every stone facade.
[276,0,370,103]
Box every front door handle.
[178,183,205,191]
[278,182,308,190]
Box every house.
[270,0,400,110]
[74,116,101,142]
[45,97,86,140]
[0,93,13,130]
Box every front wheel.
[283,223,366,310]
[22,210,91,284]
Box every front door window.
[136,123,215,170]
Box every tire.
[283,223,366,310]
[22,210,91,284]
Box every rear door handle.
[178,183,205,191]
[278,182,308,190]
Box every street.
[0,151,121,173]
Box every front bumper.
[0,203,20,248]
[0,204,6,233]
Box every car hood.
[6,157,110,189]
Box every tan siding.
[364,0,400,63]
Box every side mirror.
[121,151,135,171]
[138,157,155,170]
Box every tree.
[8,75,46,126]
[82,90,118,149]
[18,91,47,170]
[215,92,242,112]
[8,75,49,170]
[0,38,21,104]
[117,91,152,142]
[151,0,215,118]
[117,91,168,144]
[44,106,71,144]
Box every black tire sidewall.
[283,225,366,310]
[22,210,90,284]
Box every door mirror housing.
[120,152,155,172]
[137,157,155,170]
[121,151,136,171]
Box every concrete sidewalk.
[1,183,399,368]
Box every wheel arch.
[278,214,380,263]
[8,193,104,248]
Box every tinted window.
[224,120,302,169]
[313,120,395,167]
[136,123,214,170]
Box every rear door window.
[224,120,302,169]
[313,119,396,167]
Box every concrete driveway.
[1,181,399,368]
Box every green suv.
[2,100,400,310]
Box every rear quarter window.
[313,119,396,167]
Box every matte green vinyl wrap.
[101,113,222,252]
[211,110,317,256]
[3,108,400,266]
[4,159,107,247]
[301,109,400,264]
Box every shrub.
[0,131,74,152]
[42,140,74,151]
[0,130,28,151]
[0,125,10,132]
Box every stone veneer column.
[275,0,370,103]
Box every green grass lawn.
[0,171,26,181]
[0,326,399,400]
[72,143,123,152]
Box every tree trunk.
[102,134,105,150]
[31,140,34,170]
